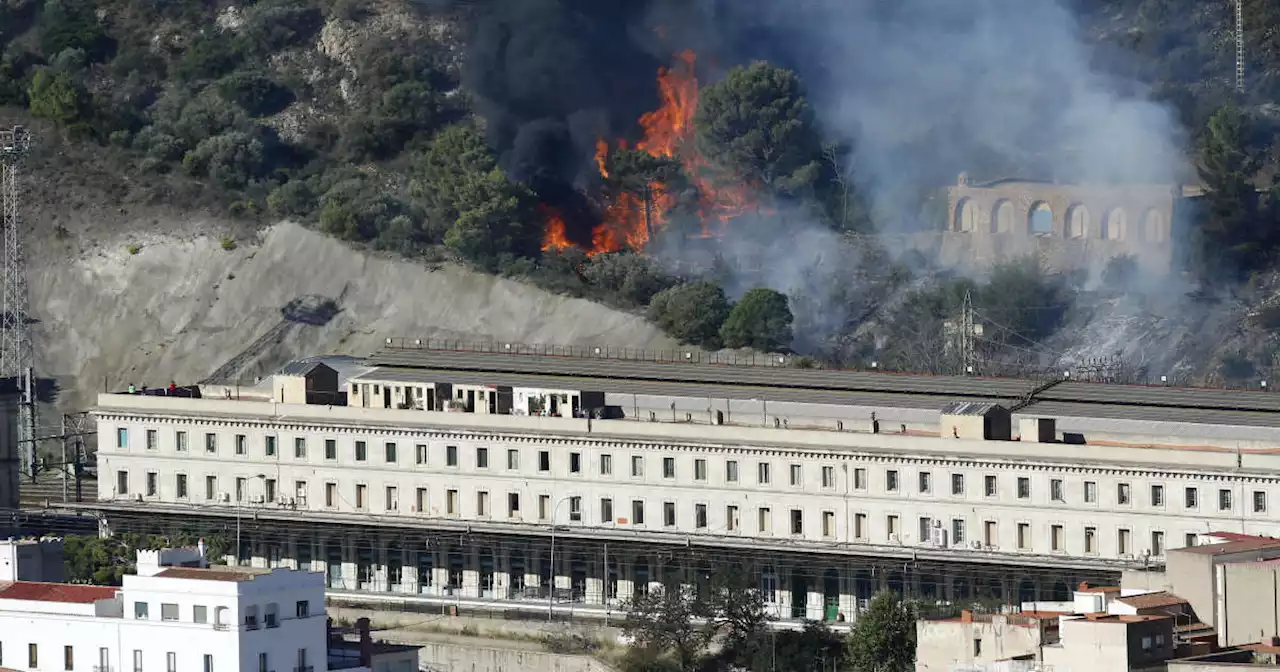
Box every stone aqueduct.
[937,176,1183,273]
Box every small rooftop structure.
[940,401,1011,440]
[272,359,340,405]
[0,537,65,583]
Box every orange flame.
[539,206,572,253]
[595,138,611,179]
[540,49,758,256]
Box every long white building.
[82,348,1280,623]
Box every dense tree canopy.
[443,167,540,269]
[8,0,1280,374]
[1195,104,1271,276]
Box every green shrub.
[39,0,113,62]
[126,243,141,255]
[720,287,794,352]
[648,281,732,348]
[220,236,237,251]
[176,32,245,82]
[216,70,293,117]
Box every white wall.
[94,393,1280,568]
[0,568,330,672]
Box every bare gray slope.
[28,220,680,411]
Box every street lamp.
[236,473,267,566]
[548,495,575,622]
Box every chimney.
[357,617,372,667]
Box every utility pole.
[960,289,977,376]
[0,127,36,484]
[1236,0,1245,95]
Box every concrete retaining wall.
[416,641,614,672]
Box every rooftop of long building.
[119,340,1280,450]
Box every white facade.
[0,546,342,672]
[94,393,1280,566]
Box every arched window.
[1028,202,1053,235]
[1103,208,1127,241]
[1143,209,1166,243]
[1066,205,1090,239]
[954,198,978,232]
[992,200,1013,234]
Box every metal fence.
[379,337,795,368]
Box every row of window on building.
[0,644,277,672]
[112,467,1200,557]
[130,597,310,628]
[110,427,1278,516]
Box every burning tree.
[540,50,861,256]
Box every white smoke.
[647,0,1192,362]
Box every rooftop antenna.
[1236,0,1245,95]
[0,126,37,483]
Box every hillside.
[27,215,682,411]
[7,0,1280,398]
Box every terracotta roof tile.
[0,582,118,604]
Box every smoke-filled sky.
[462,0,1184,202]
[457,0,1188,353]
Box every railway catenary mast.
[0,126,37,483]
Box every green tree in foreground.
[619,568,769,672]
[621,584,712,672]
[847,591,917,672]
[648,280,732,348]
[720,287,794,352]
[64,533,232,585]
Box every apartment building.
[0,541,418,672]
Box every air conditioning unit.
[217,492,231,503]
[970,540,982,549]
[888,534,900,543]
[134,494,143,502]
[250,495,264,504]
[932,519,942,528]
[930,527,949,547]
